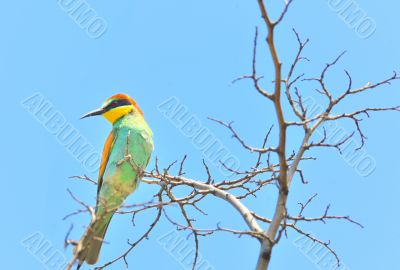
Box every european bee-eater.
[76,93,153,267]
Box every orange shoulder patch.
[97,130,116,195]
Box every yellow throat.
[102,105,133,124]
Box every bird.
[75,93,154,268]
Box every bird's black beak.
[80,107,105,119]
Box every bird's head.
[81,93,143,124]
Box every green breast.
[99,112,153,208]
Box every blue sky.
[2,1,400,269]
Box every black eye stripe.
[104,99,131,111]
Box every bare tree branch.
[64,2,399,270]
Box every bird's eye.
[110,100,120,107]
[105,99,130,110]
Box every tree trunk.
[255,240,272,270]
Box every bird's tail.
[75,210,114,266]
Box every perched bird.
[75,93,153,268]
